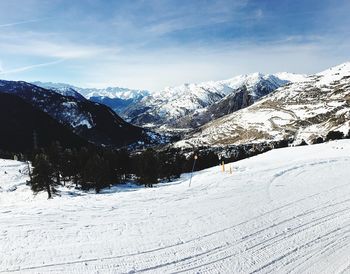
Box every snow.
[141,72,294,125]
[175,62,350,147]
[274,72,309,83]
[84,88,149,100]
[32,81,150,101]
[316,62,350,86]
[1,140,350,273]
[59,103,94,129]
[32,72,306,129]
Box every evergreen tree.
[158,151,172,181]
[30,153,56,199]
[173,153,186,178]
[312,137,324,144]
[136,148,158,187]
[116,149,131,182]
[102,150,120,184]
[82,154,111,193]
[60,148,80,185]
[47,142,63,185]
[326,131,344,141]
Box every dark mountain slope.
[0,93,88,153]
[0,80,147,147]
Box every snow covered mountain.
[33,82,150,117]
[175,62,350,148]
[34,73,305,130]
[32,81,86,101]
[125,72,305,129]
[1,140,350,273]
[0,80,148,147]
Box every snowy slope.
[1,140,350,273]
[274,72,308,83]
[175,62,350,148]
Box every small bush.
[312,137,324,144]
[325,131,344,141]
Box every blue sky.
[0,0,349,91]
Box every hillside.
[0,80,148,148]
[0,93,87,152]
[1,140,350,273]
[175,62,350,148]
[32,82,150,118]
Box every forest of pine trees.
[27,142,192,198]
[17,129,350,199]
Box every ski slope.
[1,140,350,273]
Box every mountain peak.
[316,61,350,86]
[317,61,350,77]
[273,72,308,83]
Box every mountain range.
[32,82,150,119]
[174,62,350,148]
[2,61,349,153]
[35,72,307,131]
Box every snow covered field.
[1,140,350,273]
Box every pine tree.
[326,131,344,141]
[82,154,111,193]
[30,153,56,199]
[116,149,131,182]
[158,151,172,181]
[60,148,79,185]
[173,153,185,178]
[47,142,63,185]
[136,149,158,187]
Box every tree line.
[28,142,196,198]
[8,129,350,199]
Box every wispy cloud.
[0,0,349,91]
[0,34,116,59]
[0,59,64,75]
[0,17,49,28]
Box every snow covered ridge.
[32,81,86,101]
[1,140,350,273]
[33,81,151,118]
[33,72,307,130]
[0,80,95,129]
[33,72,306,129]
[125,72,306,129]
[175,62,350,148]
[33,81,150,100]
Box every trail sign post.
[189,154,198,187]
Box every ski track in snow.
[1,140,350,273]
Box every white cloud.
[0,17,49,28]
[75,37,350,92]
[0,59,64,75]
[0,39,115,59]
